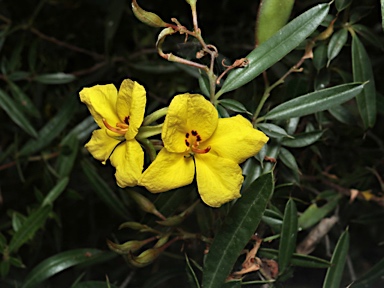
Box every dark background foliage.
[0,0,383,287]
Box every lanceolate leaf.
[322,230,350,288]
[263,83,364,121]
[81,160,129,220]
[352,257,384,287]
[202,172,274,288]
[0,88,38,138]
[18,94,77,157]
[8,205,51,253]
[258,248,331,269]
[22,249,114,288]
[216,3,329,97]
[41,177,69,207]
[278,199,298,275]
[327,28,348,66]
[352,34,377,128]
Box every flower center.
[103,116,130,135]
[185,130,210,154]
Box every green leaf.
[41,177,69,206]
[216,3,329,96]
[34,72,76,84]
[218,99,251,115]
[18,94,77,157]
[185,254,201,288]
[0,88,38,138]
[352,257,384,287]
[259,248,331,268]
[202,172,274,288]
[8,205,51,253]
[282,130,323,148]
[313,42,328,71]
[262,209,283,233]
[81,159,129,220]
[278,199,298,275]
[352,34,377,128]
[198,72,210,97]
[279,147,300,173]
[335,0,353,12]
[263,83,364,121]
[352,24,384,51]
[8,81,41,118]
[322,230,350,288]
[382,0,384,32]
[327,29,348,66]
[257,123,292,139]
[22,249,110,288]
[56,133,80,178]
[328,104,355,125]
[255,0,295,45]
[298,192,340,230]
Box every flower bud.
[127,248,162,268]
[107,239,149,254]
[132,0,168,28]
[119,221,159,234]
[127,190,165,220]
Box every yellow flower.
[79,79,146,187]
[139,94,269,207]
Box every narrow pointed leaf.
[259,248,331,268]
[81,159,129,220]
[282,130,323,148]
[8,81,40,118]
[322,230,350,288]
[216,3,329,96]
[41,177,69,206]
[202,172,274,288]
[18,95,77,157]
[34,72,75,84]
[258,123,292,139]
[382,0,384,32]
[336,0,353,12]
[56,132,80,178]
[352,35,376,128]
[327,29,348,66]
[299,193,341,230]
[8,205,51,253]
[352,257,384,287]
[278,199,298,274]
[264,83,364,120]
[22,249,113,288]
[0,88,38,138]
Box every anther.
[103,118,128,135]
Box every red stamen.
[103,118,128,135]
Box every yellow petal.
[162,94,218,153]
[110,140,144,187]
[117,79,146,140]
[85,129,121,164]
[195,153,243,207]
[79,84,120,129]
[139,149,195,192]
[206,115,269,164]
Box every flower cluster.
[79,79,268,207]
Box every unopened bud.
[127,190,165,220]
[127,248,162,268]
[185,0,197,6]
[107,238,154,254]
[119,221,159,234]
[132,0,168,28]
[316,18,336,41]
[154,234,170,248]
